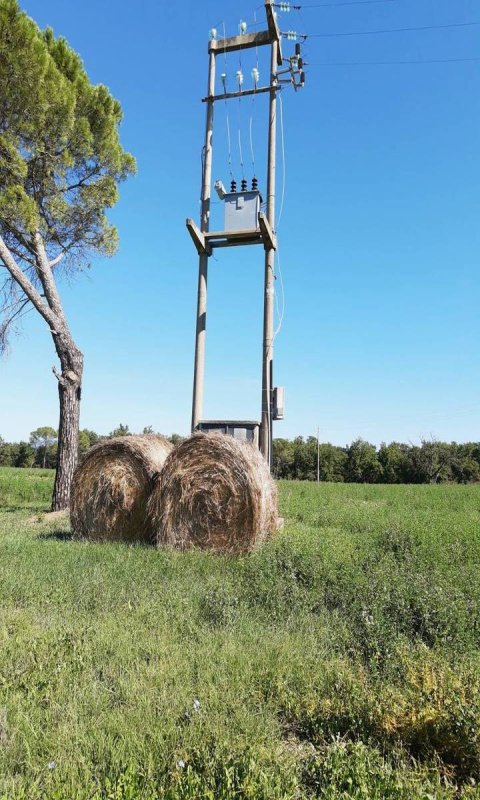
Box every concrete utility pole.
[191,50,215,433]
[187,1,305,467]
[259,38,278,467]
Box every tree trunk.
[51,336,84,511]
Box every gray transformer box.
[224,190,261,232]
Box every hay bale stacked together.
[70,434,172,543]
[148,432,278,553]
[71,431,278,553]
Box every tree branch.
[52,365,66,386]
[0,297,32,354]
[33,229,65,318]
[49,251,65,268]
[64,166,101,193]
[0,234,57,328]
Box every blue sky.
[1,0,479,445]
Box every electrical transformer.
[224,190,261,232]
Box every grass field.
[0,468,479,799]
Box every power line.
[308,56,480,65]
[305,20,480,37]
[301,0,397,6]
[275,0,397,7]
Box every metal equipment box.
[224,191,261,232]
[196,420,260,447]
[272,387,285,421]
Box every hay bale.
[148,432,278,553]
[70,434,173,543]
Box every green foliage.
[0,477,480,797]
[272,437,480,485]
[29,426,57,447]
[78,428,101,454]
[378,441,411,483]
[302,739,462,799]
[345,438,383,483]
[109,423,131,437]
[0,0,135,262]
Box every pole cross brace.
[258,212,277,251]
[186,219,212,256]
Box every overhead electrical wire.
[308,56,480,65]
[237,29,245,178]
[303,20,480,38]
[277,94,286,231]
[273,94,287,342]
[222,23,234,180]
[249,10,259,172]
[300,0,398,6]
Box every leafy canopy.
[0,0,136,266]
[29,426,58,448]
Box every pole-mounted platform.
[186,212,276,254]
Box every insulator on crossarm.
[252,176,258,191]
[251,67,260,87]
[236,69,244,88]
[230,179,237,193]
[239,20,247,35]
[210,28,217,40]
[221,73,227,92]
[241,178,248,192]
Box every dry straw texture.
[148,432,278,553]
[70,435,173,543]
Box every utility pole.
[191,50,215,433]
[259,37,278,467]
[187,2,305,468]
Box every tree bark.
[50,333,84,511]
[0,233,84,511]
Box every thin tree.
[29,426,57,469]
[0,1,135,509]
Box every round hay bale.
[70,434,173,543]
[148,432,278,553]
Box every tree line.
[0,425,182,471]
[272,437,480,484]
[2,427,479,484]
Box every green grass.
[0,466,53,509]
[1,468,480,798]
